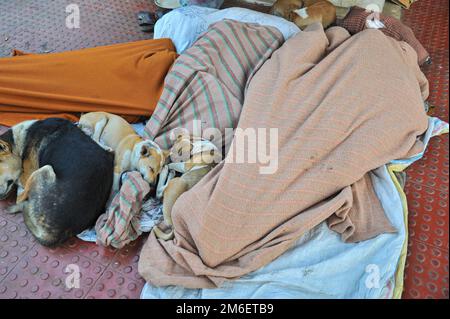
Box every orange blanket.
[0,39,177,127]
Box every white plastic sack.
[154,6,300,53]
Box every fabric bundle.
[337,6,430,65]
[141,114,449,299]
[154,6,300,53]
[0,39,178,126]
[95,172,151,249]
[144,19,285,152]
[138,20,430,289]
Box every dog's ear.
[173,128,190,142]
[0,140,11,154]
[148,147,166,159]
[162,149,170,161]
[140,144,150,157]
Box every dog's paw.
[79,125,94,137]
[6,203,24,214]
[153,225,174,241]
[102,145,114,153]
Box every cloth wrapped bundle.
[153,6,300,53]
[138,21,429,288]
[0,39,178,127]
[144,19,285,151]
[95,172,151,249]
[337,6,430,65]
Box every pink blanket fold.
[139,22,429,288]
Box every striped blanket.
[143,19,284,151]
[95,172,151,249]
[139,22,429,288]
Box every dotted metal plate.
[402,0,449,299]
[0,0,158,57]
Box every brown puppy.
[78,112,168,193]
[293,0,337,30]
[270,0,304,22]
[270,0,336,30]
[153,132,221,241]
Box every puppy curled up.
[79,113,221,242]
[153,131,222,241]
[270,0,337,30]
[78,112,169,194]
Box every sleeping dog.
[153,131,222,241]
[270,0,304,22]
[270,0,337,30]
[292,1,336,30]
[0,118,113,246]
[78,112,168,193]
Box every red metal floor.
[402,0,449,299]
[0,0,448,299]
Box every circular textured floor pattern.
[402,0,449,299]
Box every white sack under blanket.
[154,6,300,53]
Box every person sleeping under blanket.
[0,39,178,127]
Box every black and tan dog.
[0,118,114,246]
